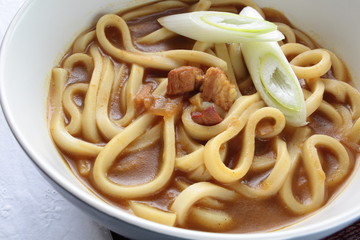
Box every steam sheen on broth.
[48,0,360,233]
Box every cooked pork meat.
[191,105,223,126]
[201,67,237,111]
[166,66,204,95]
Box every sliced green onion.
[200,12,275,33]
[240,7,306,126]
[158,11,284,43]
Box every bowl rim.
[1,0,360,239]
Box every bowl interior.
[1,0,360,239]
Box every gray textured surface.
[324,219,360,240]
[0,0,111,239]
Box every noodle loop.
[204,107,286,183]
[290,49,331,79]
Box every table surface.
[0,0,111,239]
[1,1,359,240]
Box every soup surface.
[48,0,360,233]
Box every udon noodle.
[48,0,360,233]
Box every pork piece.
[167,66,204,95]
[191,106,223,126]
[201,67,237,111]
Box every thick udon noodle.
[48,0,360,233]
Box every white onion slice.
[158,11,284,43]
[240,7,306,126]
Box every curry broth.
[48,4,356,233]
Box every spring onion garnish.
[240,7,306,126]
[158,11,284,43]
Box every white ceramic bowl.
[1,0,360,239]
